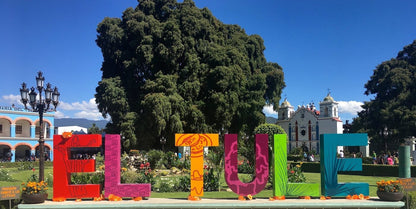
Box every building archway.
[35,144,52,161]
[34,120,52,139]
[15,143,32,161]
[0,143,12,162]
[14,118,31,137]
[0,117,12,137]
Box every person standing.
[387,155,394,165]
[339,150,344,158]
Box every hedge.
[1,161,414,177]
[291,162,416,177]
[0,161,53,168]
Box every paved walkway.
[18,198,405,209]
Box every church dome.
[281,98,291,107]
[323,93,334,102]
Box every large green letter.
[273,134,319,197]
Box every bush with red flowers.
[288,163,306,183]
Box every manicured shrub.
[238,161,254,174]
[362,157,373,164]
[161,151,178,169]
[0,161,53,168]
[173,175,190,192]
[158,181,174,192]
[121,170,140,183]
[291,162,416,177]
[0,169,14,181]
[71,172,104,187]
[204,167,219,192]
[288,154,303,162]
[404,191,416,209]
[146,150,163,169]
[288,163,306,183]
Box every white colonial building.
[276,93,343,154]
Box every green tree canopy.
[352,40,416,152]
[88,123,102,134]
[95,0,285,150]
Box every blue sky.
[1,0,415,123]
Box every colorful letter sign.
[272,134,319,196]
[51,132,371,200]
[175,134,219,197]
[224,134,269,196]
[104,134,151,198]
[53,134,102,199]
[320,133,369,196]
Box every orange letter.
[175,134,218,197]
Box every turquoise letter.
[320,133,369,197]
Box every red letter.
[53,134,102,199]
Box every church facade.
[276,94,343,154]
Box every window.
[301,129,306,136]
[16,125,22,134]
[0,124,2,133]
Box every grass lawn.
[0,166,54,198]
[0,166,398,199]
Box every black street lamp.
[160,136,166,151]
[20,71,60,182]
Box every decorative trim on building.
[0,116,13,124]
[13,117,34,125]
[0,142,14,150]
[14,142,35,150]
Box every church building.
[276,93,343,154]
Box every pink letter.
[224,134,269,196]
[104,134,151,197]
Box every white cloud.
[74,111,103,121]
[53,111,68,119]
[0,94,105,120]
[338,101,364,115]
[1,94,22,106]
[58,98,104,120]
[263,104,278,117]
[59,98,98,111]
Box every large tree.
[95,0,285,150]
[352,40,416,152]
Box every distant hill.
[55,118,108,129]
[266,116,277,124]
[55,117,275,130]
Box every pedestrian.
[387,155,394,165]
[339,150,344,158]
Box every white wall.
[57,126,88,134]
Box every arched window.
[295,121,299,145]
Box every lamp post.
[20,71,60,182]
[380,126,391,153]
[160,136,166,151]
